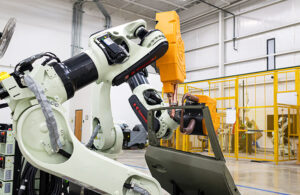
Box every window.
[267,38,276,70]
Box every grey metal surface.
[146,105,240,195]
[127,125,147,147]
[202,106,225,161]
[145,146,240,195]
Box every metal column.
[235,78,239,160]
[273,72,279,164]
[218,11,225,78]
[295,69,300,164]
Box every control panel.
[0,124,15,195]
[0,180,12,195]
[0,156,13,181]
[0,130,14,155]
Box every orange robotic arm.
[155,12,220,135]
[155,11,186,109]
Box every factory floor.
[117,149,300,195]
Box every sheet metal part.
[146,105,240,194]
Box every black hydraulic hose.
[17,158,25,193]
[86,123,101,148]
[46,176,56,195]
[18,163,38,195]
[0,103,8,109]
[27,166,37,195]
[180,93,199,134]
[17,180,27,195]
[18,163,31,195]
[50,176,62,195]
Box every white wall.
[66,2,158,143]
[0,0,158,142]
[70,73,163,143]
[0,0,154,66]
[180,0,300,151]
[180,0,300,81]
[0,0,77,124]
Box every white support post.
[218,11,225,100]
[219,11,225,77]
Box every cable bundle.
[18,162,37,195]
[48,176,63,195]
[18,162,65,195]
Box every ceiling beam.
[121,0,164,12]
[155,0,187,10]
[181,0,198,7]
[100,2,155,21]
[175,0,204,12]
[181,0,247,25]
[218,0,231,5]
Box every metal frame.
[12,142,22,195]
[163,66,300,164]
[146,105,241,195]
[154,0,187,10]
[267,38,276,70]
[99,2,155,21]
[148,105,225,161]
[196,0,237,50]
[121,0,163,12]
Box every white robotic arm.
[0,19,170,194]
[127,72,178,140]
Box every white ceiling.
[98,0,246,22]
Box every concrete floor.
[117,149,300,195]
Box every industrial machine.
[0,18,180,194]
[0,180,12,195]
[118,123,148,149]
[0,127,15,156]
[118,123,131,149]
[128,125,148,149]
[0,155,14,181]
[273,116,294,156]
[0,11,240,194]
[131,12,240,195]
[0,125,14,195]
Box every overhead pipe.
[71,0,84,56]
[196,0,237,51]
[71,0,111,56]
[93,0,111,29]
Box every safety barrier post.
[182,84,189,151]
[235,78,239,160]
[273,71,279,164]
[175,85,180,150]
[161,88,164,146]
[295,69,300,164]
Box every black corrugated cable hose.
[0,103,8,109]
[18,163,37,195]
[19,162,65,195]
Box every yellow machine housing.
[195,95,220,135]
[155,11,186,93]
[0,72,10,81]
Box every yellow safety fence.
[161,67,300,164]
